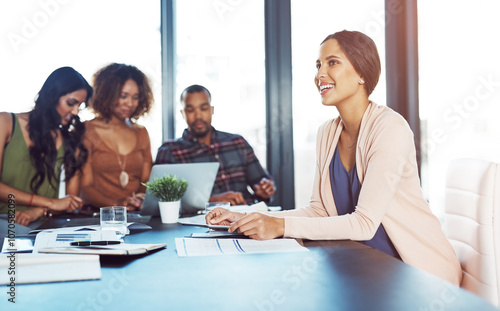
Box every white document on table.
[175,238,308,257]
[32,229,119,253]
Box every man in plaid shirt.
[155,85,276,205]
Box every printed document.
[175,238,308,257]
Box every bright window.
[174,0,267,164]
[418,0,500,219]
[0,0,162,155]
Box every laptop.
[140,162,220,216]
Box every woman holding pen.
[206,30,462,286]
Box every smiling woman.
[79,63,154,212]
[0,67,93,226]
[207,30,462,286]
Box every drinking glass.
[100,206,128,239]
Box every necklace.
[342,132,358,148]
[97,119,130,188]
[116,153,129,188]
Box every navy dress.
[330,146,399,258]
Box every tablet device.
[141,162,220,216]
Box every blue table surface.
[1,216,498,311]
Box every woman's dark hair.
[91,63,153,121]
[322,30,381,96]
[28,66,93,193]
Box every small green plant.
[142,174,188,202]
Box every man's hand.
[210,191,246,205]
[118,196,143,212]
[252,178,276,200]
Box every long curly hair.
[28,67,93,193]
[90,63,153,121]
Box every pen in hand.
[70,241,122,246]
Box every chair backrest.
[444,158,500,307]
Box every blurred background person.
[156,84,275,206]
[80,63,153,211]
[0,67,92,226]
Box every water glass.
[100,206,128,239]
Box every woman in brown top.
[80,63,154,211]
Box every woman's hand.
[118,196,143,212]
[205,207,245,226]
[14,208,44,226]
[48,195,83,213]
[229,213,285,240]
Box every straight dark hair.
[28,67,93,193]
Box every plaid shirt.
[155,128,273,204]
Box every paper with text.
[175,238,308,257]
[32,229,119,253]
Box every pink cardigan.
[272,102,462,285]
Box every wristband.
[27,194,34,208]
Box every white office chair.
[444,158,500,307]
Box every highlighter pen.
[70,241,122,246]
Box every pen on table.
[70,241,122,246]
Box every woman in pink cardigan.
[207,30,462,285]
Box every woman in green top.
[0,67,93,226]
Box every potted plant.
[143,174,188,223]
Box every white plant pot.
[158,200,181,224]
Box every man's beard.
[190,121,210,138]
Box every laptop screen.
[141,162,220,216]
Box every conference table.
[1,215,498,311]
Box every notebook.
[0,253,101,285]
[38,243,166,256]
[141,162,220,216]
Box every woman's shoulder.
[131,122,146,130]
[83,118,101,130]
[0,112,13,123]
[0,112,14,134]
[132,123,151,142]
[317,117,340,133]
[367,103,409,129]
[130,122,149,134]
[0,112,29,131]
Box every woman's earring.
[359,79,365,84]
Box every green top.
[0,114,64,213]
